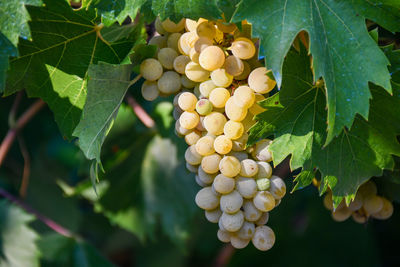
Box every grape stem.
[0,188,77,239]
[125,92,156,129]
[213,244,235,267]
[0,99,46,167]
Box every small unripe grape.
[149,35,167,50]
[158,71,181,94]
[225,97,247,121]
[221,211,244,232]
[234,61,250,80]
[167,32,182,52]
[161,18,185,33]
[269,176,286,199]
[185,145,202,165]
[194,36,213,53]
[186,162,198,173]
[155,17,167,34]
[178,31,199,55]
[230,37,256,59]
[239,159,259,177]
[331,207,352,222]
[248,67,276,94]
[253,191,275,212]
[196,136,215,156]
[348,193,363,211]
[196,21,216,39]
[173,55,190,74]
[220,190,243,214]
[233,86,255,108]
[249,93,266,115]
[197,167,215,185]
[158,47,178,69]
[201,153,222,174]
[252,226,275,251]
[224,121,244,140]
[175,119,191,135]
[371,197,393,220]
[178,92,197,111]
[141,81,159,101]
[255,212,269,226]
[195,187,220,210]
[209,88,230,108]
[243,200,262,222]
[232,133,248,152]
[236,177,257,199]
[228,151,248,162]
[199,46,225,71]
[352,212,368,224]
[205,208,222,223]
[179,111,199,129]
[230,236,250,249]
[253,139,272,162]
[199,80,216,97]
[224,55,244,76]
[256,178,270,191]
[214,135,233,155]
[211,69,233,87]
[196,99,213,115]
[219,156,241,177]
[363,195,384,215]
[203,112,227,135]
[217,229,231,243]
[213,174,235,194]
[140,58,163,81]
[256,161,272,179]
[237,221,255,240]
[185,130,201,146]
[185,62,210,82]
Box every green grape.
[196,99,213,115]
[173,55,191,74]
[167,32,182,52]
[185,61,210,82]
[249,93,266,115]
[186,162,198,173]
[209,87,230,108]
[348,193,363,211]
[256,178,270,191]
[227,151,248,161]
[155,17,167,35]
[232,133,248,152]
[141,81,159,101]
[148,35,167,50]
[234,61,250,80]
[181,75,197,88]
[140,58,163,81]
[184,145,202,165]
[157,71,181,94]
[158,47,178,69]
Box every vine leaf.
[0,0,42,91]
[250,46,400,204]
[234,0,393,144]
[0,200,40,267]
[4,0,141,139]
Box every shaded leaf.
[92,0,146,26]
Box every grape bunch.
[323,180,393,223]
[139,17,286,251]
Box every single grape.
[195,187,220,210]
[158,47,178,69]
[155,17,167,35]
[358,180,378,197]
[255,212,269,226]
[253,191,275,212]
[185,130,201,146]
[243,200,262,222]
[185,61,210,82]
[363,195,384,215]
[213,174,235,194]
[211,69,233,87]
[196,116,206,131]
[186,162,198,173]
[220,190,243,214]
[352,212,368,224]
[209,87,230,108]
[256,178,270,191]
[199,46,225,71]
[217,229,231,243]
[249,93,266,115]
[141,81,159,101]
[167,32,182,52]
[157,71,181,94]
[236,176,257,199]
[195,175,208,187]
[232,133,248,151]
[181,75,197,88]
[237,221,255,240]
[203,112,227,135]
[239,159,259,177]
[140,58,163,81]
[371,197,393,220]
[185,145,202,165]
[223,120,244,140]
[230,235,250,249]
[230,37,256,59]
[189,47,200,63]
[219,156,241,177]
[178,92,197,111]
[196,99,213,115]
[214,135,233,155]
[269,176,286,199]
[234,61,250,80]
[175,120,191,135]
[201,153,222,174]
[220,211,244,232]
[196,21,216,39]
[233,86,255,108]
[205,208,222,223]
[179,111,199,129]
[256,161,272,179]
[178,31,199,55]
[252,225,275,251]
[194,36,214,53]
[185,18,198,32]
[331,207,352,222]
[161,18,185,33]
[253,139,272,162]
[225,97,248,122]
[197,166,215,185]
[227,151,248,161]
[248,67,276,94]
[323,192,334,211]
[348,193,363,211]
[148,35,167,50]
[216,20,237,33]
[196,135,215,156]
[224,55,244,76]
[173,55,191,74]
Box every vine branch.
[125,93,155,129]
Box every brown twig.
[0,99,46,167]
[8,91,23,127]
[17,135,31,199]
[0,188,76,238]
[213,244,236,267]
[125,93,156,129]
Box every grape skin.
[213,174,235,194]
[252,225,275,251]
[157,71,181,94]
[179,111,199,130]
[211,68,233,87]
[178,92,197,111]
[248,67,276,94]
[230,37,256,60]
[158,47,178,69]
[219,156,241,177]
[253,191,275,212]
[209,87,230,108]
[220,211,244,232]
[236,177,257,199]
[220,190,243,214]
[199,46,226,71]
[140,58,163,81]
[195,187,220,210]
[141,81,159,101]
[214,135,233,155]
[161,18,186,33]
[185,62,210,82]
[173,55,191,74]
[201,153,222,174]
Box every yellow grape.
[371,197,393,220]
[185,61,210,82]
[175,119,191,136]
[230,37,256,59]
[331,207,352,222]
[269,176,286,199]
[253,139,272,162]
[196,21,216,39]
[161,18,186,33]
[234,61,251,80]
[253,191,275,212]
[223,120,244,140]
[199,80,217,97]
[157,47,178,69]
[363,195,383,215]
[198,167,215,185]
[185,18,198,32]
[189,47,200,63]
[256,161,272,179]
[252,226,275,251]
[224,55,244,76]
[210,68,233,87]
[199,46,226,71]
[249,93,266,115]
[196,135,215,156]
[157,71,181,94]
[239,159,258,177]
[195,187,220,210]
[348,193,363,211]
[196,99,213,115]
[225,97,248,122]
[178,92,197,111]
[233,86,255,108]
[232,133,248,151]
[167,32,182,52]
[203,112,227,135]
[148,35,167,50]
[219,156,241,177]
[216,20,237,33]
[248,67,276,94]
[201,153,222,174]
[230,236,250,249]
[141,81,159,101]
[185,130,202,146]
[214,135,233,154]
[209,88,230,108]
[352,212,368,224]
[255,212,269,226]
[194,36,214,53]
[179,111,199,129]
[173,55,190,74]
[237,221,255,240]
[358,180,378,197]
[185,145,202,165]
[140,58,163,81]
[178,31,198,55]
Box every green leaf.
[5,0,141,138]
[73,63,133,163]
[92,0,146,26]
[0,200,40,267]
[234,0,392,144]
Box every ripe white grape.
[214,135,233,155]
[331,207,352,222]
[149,35,167,50]
[232,133,248,152]
[253,139,273,162]
[194,36,213,53]
[225,97,248,121]
[253,191,275,212]
[186,162,198,173]
[252,225,275,251]
[224,55,244,76]
[228,151,248,161]
[197,167,215,185]
[196,116,206,131]
[161,18,185,33]
[237,221,255,240]
[234,61,250,80]
[189,47,200,63]
[178,31,199,55]
[209,87,230,108]
[256,178,270,191]
[358,180,378,197]
[196,21,216,39]
[348,193,363,211]
[230,235,250,249]
[155,17,167,35]
[230,37,256,60]
[236,176,257,199]
[199,80,216,97]
[205,208,222,223]
[220,211,244,232]
[158,47,178,69]
[185,61,210,82]
[157,71,181,94]
[233,86,255,108]
[239,159,259,177]
[363,195,383,215]
[196,135,215,155]
[178,92,197,111]
[201,153,222,174]
[224,120,244,140]
[196,99,213,115]
[185,18,198,32]
[220,190,243,214]
[255,212,269,226]
[211,69,233,87]
[167,32,182,52]
[140,58,163,81]
[195,174,208,187]
[216,20,237,33]
[243,200,262,222]
[219,156,241,177]
[175,120,191,135]
[241,113,256,131]
[371,197,393,220]
[269,176,286,199]
[213,174,235,194]
[141,81,159,101]
[173,55,191,74]
[181,75,196,88]
[248,67,276,94]
[199,46,225,71]
[185,145,202,165]
[203,112,227,135]
[179,111,199,129]
[185,130,201,146]
[217,229,231,243]
[173,92,183,106]
[256,161,272,179]
[249,93,266,115]
[195,186,220,210]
